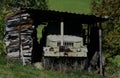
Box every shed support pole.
[60,21,64,46]
[99,24,103,75]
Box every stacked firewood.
[4,11,33,65]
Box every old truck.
[43,22,88,70]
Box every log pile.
[4,11,33,65]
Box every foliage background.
[91,0,120,58]
[91,0,120,77]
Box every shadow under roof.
[25,8,106,24]
[6,8,107,25]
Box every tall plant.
[91,0,120,57]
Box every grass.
[0,56,104,78]
[48,0,91,14]
[37,25,45,42]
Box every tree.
[91,0,120,58]
[1,0,48,10]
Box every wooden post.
[19,16,21,59]
[19,15,25,65]
[60,21,64,46]
[87,24,90,44]
[99,23,103,75]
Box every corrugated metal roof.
[25,8,106,24]
[6,8,107,25]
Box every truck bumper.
[44,51,87,57]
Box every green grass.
[37,25,45,42]
[0,57,104,78]
[48,0,91,14]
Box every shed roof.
[6,8,107,25]
[25,8,106,24]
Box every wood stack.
[4,11,33,65]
